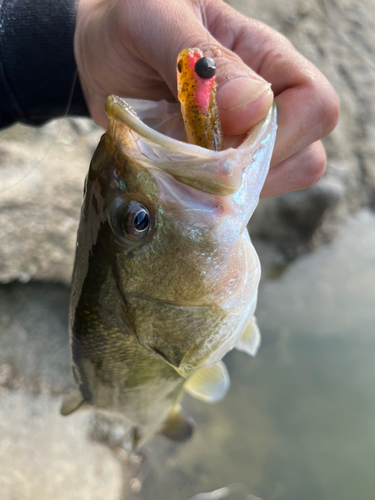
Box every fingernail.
[217,77,272,111]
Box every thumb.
[149,1,273,135]
[212,48,274,135]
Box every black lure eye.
[194,57,216,79]
[121,202,151,241]
[177,60,183,73]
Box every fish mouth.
[105,96,277,196]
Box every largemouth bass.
[62,51,277,447]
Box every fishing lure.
[176,48,224,151]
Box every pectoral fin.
[184,361,230,403]
[160,405,195,442]
[235,316,261,357]
[60,389,85,416]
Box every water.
[140,210,375,500]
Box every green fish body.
[64,96,277,445]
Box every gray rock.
[0,282,124,500]
[250,176,346,259]
[0,282,72,391]
[0,119,102,285]
[0,391,123,500]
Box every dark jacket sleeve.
[0,0,89,128]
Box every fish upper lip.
[107,95,226,158]
[106,95,277,158]
[106,96,277,197]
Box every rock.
[0,282,72,391]
[0,282,124,500]
[0,392,122,500]
[250,175,346,259]
[0,118,102,285]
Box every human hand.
[74,0,339,198]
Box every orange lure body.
[176,48,224,151]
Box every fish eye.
[194,57,216,79]
[177,60,183,73]
[121,203,151,241]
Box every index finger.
[205,0,340,165]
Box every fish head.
[84,96,277,378]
